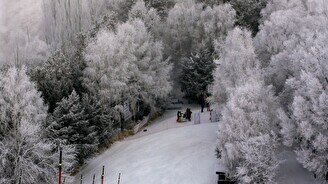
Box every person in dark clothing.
[185,108,192,121]
[200,94,206,113]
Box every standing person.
[185,108,192,121]
[200,93,206,113]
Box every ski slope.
[74,107,324,184]
[74,109,220,184]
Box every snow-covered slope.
[74,108,324,184]
[74,110,219,184]
[276,149,323,184]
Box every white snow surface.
[275,149,323,184]
[75,108,220,184]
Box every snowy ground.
[75,106,324,184]
[126,104,203,140]
[275,149,323,184]
[74,107,220,184]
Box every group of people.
[177,108,192,122]
[176,93,211,123]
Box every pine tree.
[47,90,98,165]
[179,49,216,99]
[30,34,87,113]
[30,51,74,112]
[0,66,56,184]
[230,0,268,35]
[81,93,114,148]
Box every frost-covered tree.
[106,0,137,22]
[254,0,328,92]
[165,0,203,59]
[165,1,235,96]
[198,0,268,34]
[200,3,236,47]
[179,48,216,99]
[84,18,171,128]
[0,66,55,184]
[42,0,107,47]
[217,78,279,183]
[123,20,172,109]
[256,0,328,179]
[144,0,176,18]
[0,0,49,65]
[47,90,98,166]
[277,30,328,177]
[286,72,328,178]
[212,27,260,104]
[236,134,279,183]
[212,25,280,182]
[165,1,236,58]
[128,0,162,38]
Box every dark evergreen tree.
[30,34,88,112]
[179,49,216,100]
[47,91,98,165]
[144,0,176,18]
[230,0,268,35]
[30,51,74,112]
[81,94,114,149]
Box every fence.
[133,115,150,134]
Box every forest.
[0,0,327,183]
